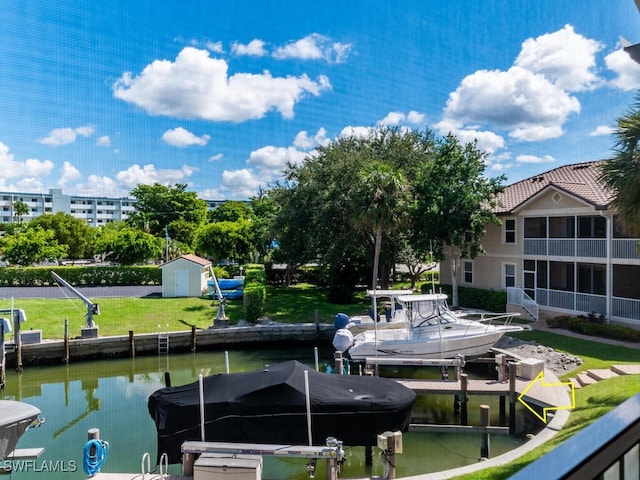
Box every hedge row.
[424,284,507,312]
[546,315,640,342]
[0,266,162,286]
[243,264,266,323]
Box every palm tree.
[599,93,640,237]
[351,161,412,323]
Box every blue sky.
[1,1,639,200]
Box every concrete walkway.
[529,319,640,350]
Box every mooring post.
[364,445,373,465]
[480,404,490,459]
[460,373,468,426]
[190,325,196,352]
[334,351,343,375]
[14,310,22,373]
[315,309,320,340]
[509,362,518,435]
[87,428,100,458]
[128,330,135,358]
[0,320,5,389]
[385,431,396,479]
[64,319,70,365]
[183,453,195,477]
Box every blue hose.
[83,439,109,476]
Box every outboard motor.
[332,314,354,353]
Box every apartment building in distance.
[0,188,226,226]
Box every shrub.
[243,264,266,322]
[0,266,161,286]
[430,285,507,312]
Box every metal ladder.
[158,324,169,355]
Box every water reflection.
[1,346,527,479]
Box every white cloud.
[439,66,580,142]
[247,145,307,174]
[515,25,603,92]
[339,126,371,139]
[113,47,331,122]
[436,123,506,154]
[272,33,352,63]
[40,125,95,146]
[293,128,329,150]
[162,127,210,147]
[205,41,224,53]
[590,125,615,136]
[74,175,126,198]
[209,153,223,162]
[96,135,111,147]
[0,141,55,178]
[220,168,264,199]
[232,39,267,56]
[605,48,640,91]
[58,161,81,187]
[378,110,425,127]
[516,154,556,164]
[115,163,195,189]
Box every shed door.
[175,270,189,297]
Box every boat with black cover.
[148,360,415,464]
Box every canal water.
[1,346,530,479]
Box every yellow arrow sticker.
[517,371,576,423]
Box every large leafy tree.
[94,223,163,265]
[209,200,253,223]
[0,227,68,265]
[28,212,95,259]
[599,93,640,237]
[194,220,253,263]
[127,183,209,246]
[413,134,505,307]
[270,127,434,302]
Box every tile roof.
[495,160,615,214]
[160,253,211,268]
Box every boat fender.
[332,328,354,353]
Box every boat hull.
[148,360,415,464]
[0,400,41,460]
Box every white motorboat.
[0,400,44,460]
[335,293,523,361]
[334,289,414,334]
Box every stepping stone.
[611,365,640,375]
[568,377,582,389]
[576,373,598,387]
[587,369,619,381]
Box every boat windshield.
[407,299,455,327]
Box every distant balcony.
[524,238,607,258]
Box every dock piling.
[460,373,469,426]
[509,362,518,435]
[334,351,343,375]
[128,330,135,358]
[480,405,490,459]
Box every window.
[524,217,546,238]
[504,218,516,244]
[549,262,575,292]
[504,263,516,288]
[577,263,606,295]
[463,261,473,284]
[578,216,606,238]
[549,216,575,238]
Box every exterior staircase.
[569,365,640,389]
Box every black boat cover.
[148,360,415,464]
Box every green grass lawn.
[455,374,640,480]
[1,284,370,338]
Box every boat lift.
[208,266,227,328]
[51,271,100,338]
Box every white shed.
[160,254,211,298]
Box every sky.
[1,1,639,201]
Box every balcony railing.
[524,238,607,258]
[506,287,539,321]
[613,239,640,260]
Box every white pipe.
[314,347,319,371]
[304,370,312,446]
[225,351,230,374]
[199,374,205,441]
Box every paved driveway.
[0,285,162,299]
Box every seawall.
[4,323,335,367]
